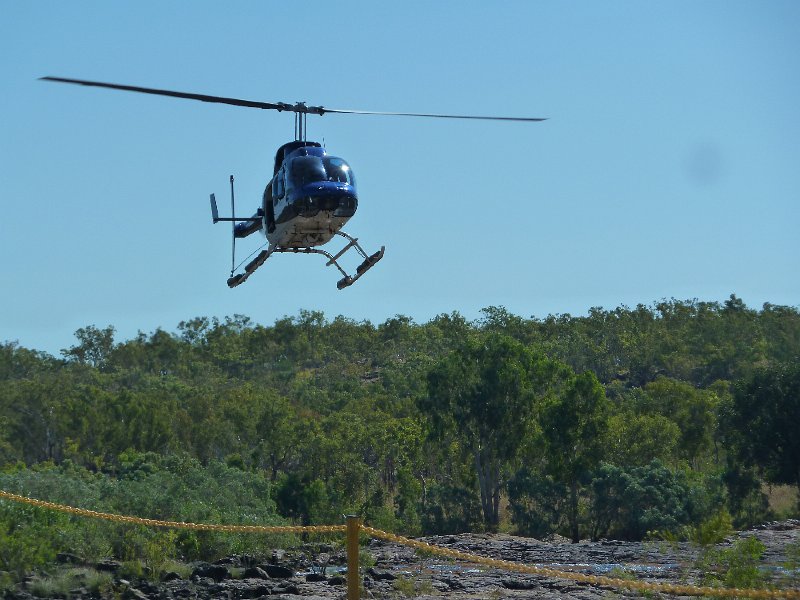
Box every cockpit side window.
[274,167,285,202]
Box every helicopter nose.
[307,181,350,194]
[295,192,357,218]
[297,182,356,217]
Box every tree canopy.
[1,295,798,572]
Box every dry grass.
[764,484,799,518]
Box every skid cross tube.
[226,231,384,289]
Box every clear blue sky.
[2,1,798,356]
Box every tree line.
[1,295,798,569]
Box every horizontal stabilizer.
[210,193,220,223]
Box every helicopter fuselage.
[220,140,382,289]
[224,138,382,289]
[240,141,358,248]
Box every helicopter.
[40,76,546,289]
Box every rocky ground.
[4,520,799,599]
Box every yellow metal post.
[346,515,361,600]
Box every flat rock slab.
[8,520,798,599]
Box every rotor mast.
[294,103,308,141]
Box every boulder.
[366,567,396,581]
[261,564,293,578]
[191,563,230,582]
[242,566,270,580]
[95,559,122,573]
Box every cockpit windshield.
[290,156,356,187]
[323,156,356,186]
[290,156,327,187]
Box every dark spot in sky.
[684,143,725,187]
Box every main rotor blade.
[40,76,548,121]
[40,76,291,112]
[319,107,547,122]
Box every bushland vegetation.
[1,295,798,573]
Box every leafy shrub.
[698,535,767,589]
[363,503,402,534]
[722,465,771,528]
[118,527,178,579]
[24,568,112,598]
[81,568,114,595]
[685,509,733,547]
[589,461,705,540]
[0,571,14,594]
[118,560,144,580]
[393,575,415,597]
[392,574,434,597]
[0,453,284,576]
[27,568,115,597]
[0,503,60,577]
[275,473,332,525]
[781,540,800,587]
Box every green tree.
[0,342,57,381]
[507,467,566,538]
[61,325,116,370]
[423,334,566,529]
[540,371,609,541]
[723,362,800,503]
[604,411,681,468]
[252,392,302,481]
[642,378,719,469]
[759,303,800,364]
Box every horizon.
[6,292,794,358]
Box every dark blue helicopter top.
[273,141,320,174]
[273,141,355,187]
[228,141,359,238]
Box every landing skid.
[227,231,384,290]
